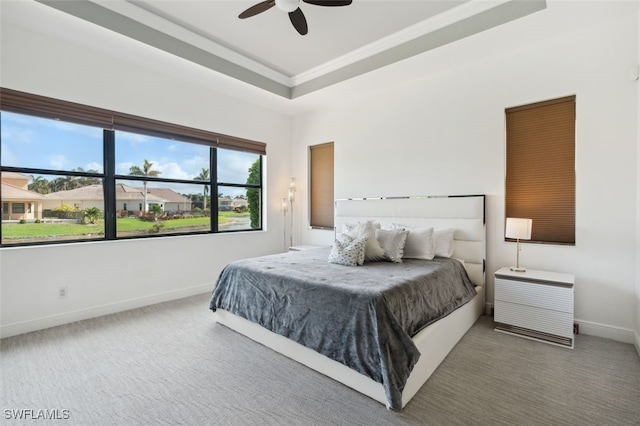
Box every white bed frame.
[215,195,486,409]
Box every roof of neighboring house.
[43,184,165,202]
[142,187,190,203]
[1,182,45,200]
[1,171,30,181]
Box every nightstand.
[494,267,575,348]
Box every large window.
[0,88,265,246]
[505,96,575,245]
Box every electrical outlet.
[58,287,68,299]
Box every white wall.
[636,2,640,353]
[293,1,639,343]
[0,3,292,337]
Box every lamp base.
[510,266,526,272]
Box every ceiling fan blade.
[303,0,352,6]
[289,8,308,35]
[239,0,275,19]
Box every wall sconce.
[506,217,532,272]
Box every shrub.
[150,222,165,233]
[83,207,102,224]
[19,219,26,224]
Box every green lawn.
[2,212,251,242]
[1,221,104,238]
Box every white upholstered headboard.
[334,195,486,287]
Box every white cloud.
[118,132,151,144]
[154,161,190,180]
[85,162,103,172]
[49,154,68,169]
[116,161,134,175]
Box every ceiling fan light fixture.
[275,0,300,13]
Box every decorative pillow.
[342,220,385,262]
[402,226,435,260]
[328,235,368,266]
[375,228,409,263]
[434,227,455,258]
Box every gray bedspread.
[209,247,477,410]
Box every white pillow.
[434,227,455,258]
[328,235,367,266]
[392,225,435,260]
[375,228,409,263]
[342,220,385,262]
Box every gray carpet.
[1,293,639,426]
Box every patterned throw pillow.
[342,220,385,262]
[328,236,368,266]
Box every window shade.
[0,87,113,129]
[0,88,266,155]
[309,142,334,229]
[505,96,575,245]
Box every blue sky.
[1,111,259,197]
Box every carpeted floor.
[1,293,639,426]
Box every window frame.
[0,88,265,247]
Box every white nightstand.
[494,267,575,348]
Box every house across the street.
[1,172,44,221]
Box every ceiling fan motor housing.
[276,0,300,13]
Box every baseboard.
[0,283,212,339]
[635,330,640,357]
[575,318,637,345]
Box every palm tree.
[49,175,79,192]
[195,168,210,211]
[129,159,161,213]
[28,176,51,194]
[74,167,101,187]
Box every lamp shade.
[505,218,532,240]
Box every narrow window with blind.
[0,88,265,246]
[309,142,334,229]
[505,95,576,245]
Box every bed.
[210,195,486,410]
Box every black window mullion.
[259,156,263,230]
[211,147,218,233]
[104,130,116,240]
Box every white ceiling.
[28,0,545,99]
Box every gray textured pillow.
[392,225,435,260]
[375,228,409,263]
[328,236,368,266]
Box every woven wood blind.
[0,88,266,155]
[505,96,576,245]
[309,142,334,229]
[0,87,113,128]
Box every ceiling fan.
[239,0,353,36]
